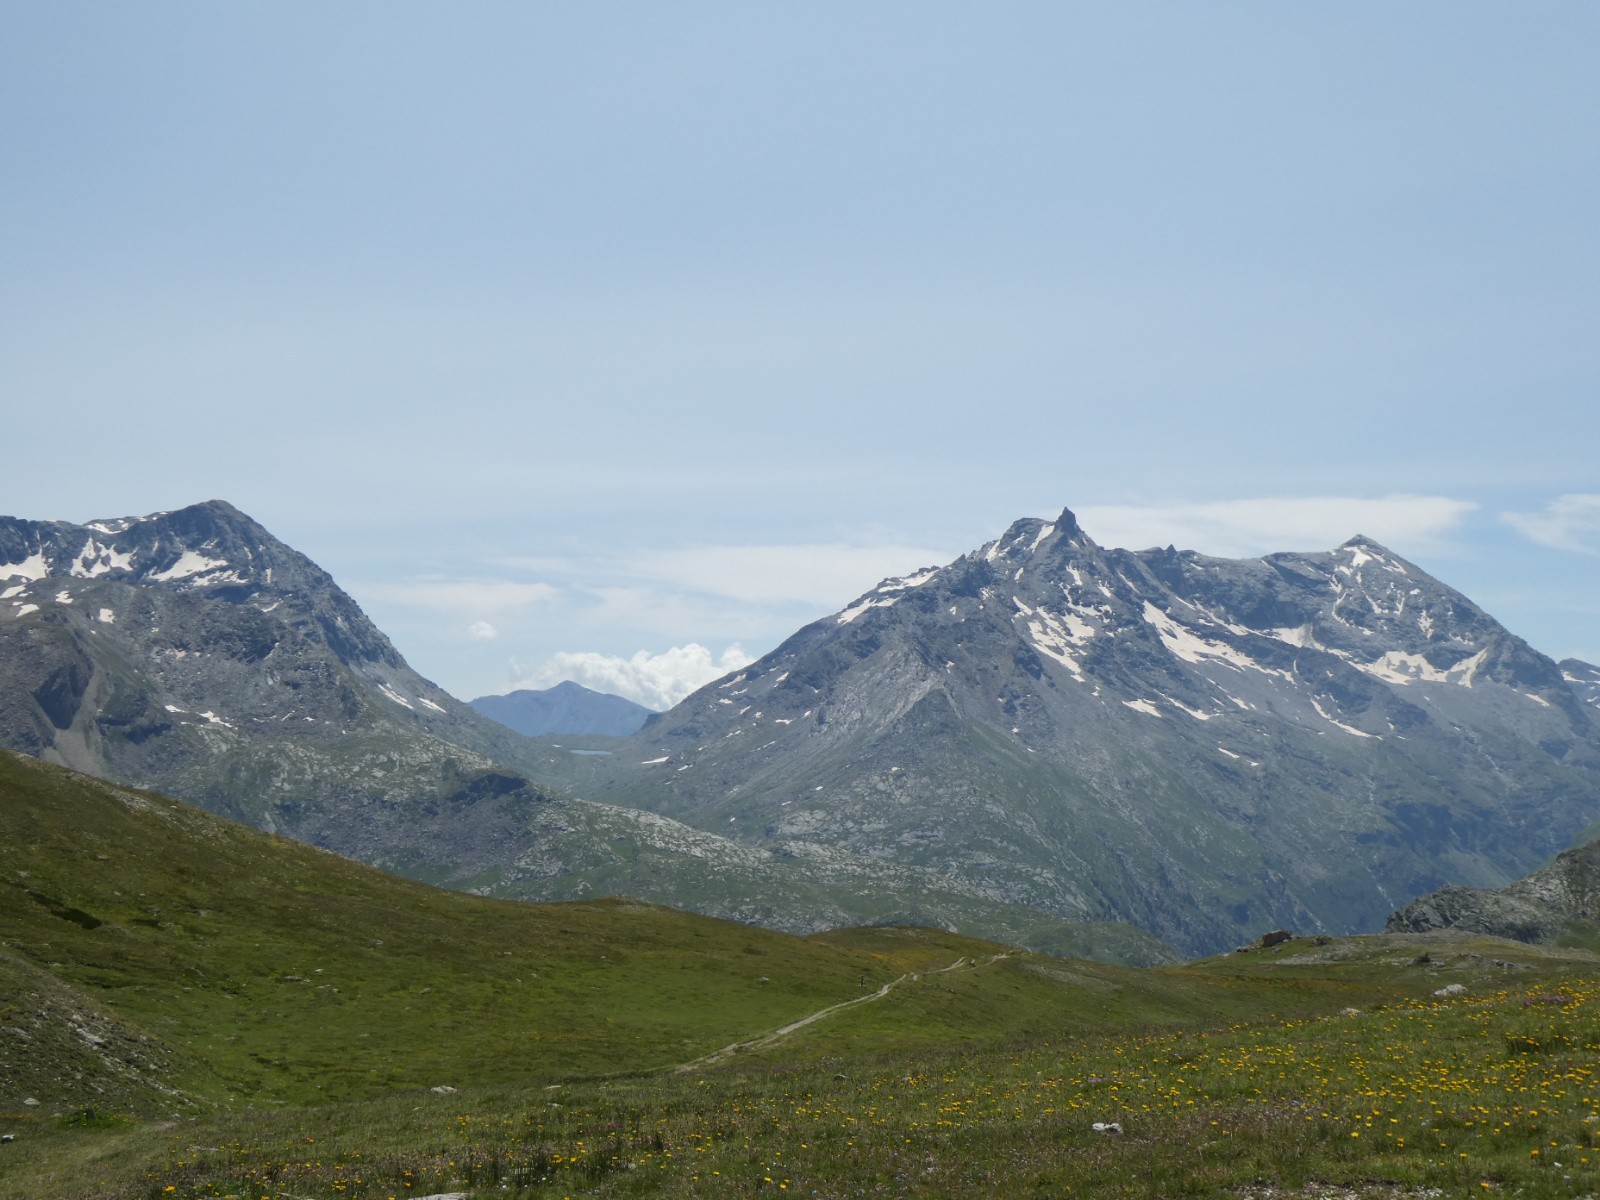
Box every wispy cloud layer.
[508,542,956,608]
[1077,495,1478,558]
[510,644,754,710]
[357,578,559,616]
[1502,494,1600,555]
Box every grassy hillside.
[0,751,1018,1111]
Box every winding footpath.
[674,952,1012,1072]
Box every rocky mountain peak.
[580,502,1600,955]
[970,508,1097,570]
[1053,505,1088,545]
[1338,532,1384,549]
[1,500,401,669]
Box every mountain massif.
[548,508,1600,955]
[0,502,1167,962]
[4,500,1598,958]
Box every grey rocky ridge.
[548,506,1600,956]
[0,501,1170,964]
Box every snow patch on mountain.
[1311,697,1376,737]
[377,683,414,709]
[1358,647,1488,688]
[0,551,48,581]
[1269,624,1319,649]
[71,538,135,578]
[1142,602,1290,679]
[1013,599,1093,681]
[149,550,232,583]
[838,595,896,624]
[880,567,941,591]
[1164,695,1215,721]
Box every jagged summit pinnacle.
[1052,505,1087,540]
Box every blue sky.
[3,3,1596,705]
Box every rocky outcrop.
[1387,837,1600,943]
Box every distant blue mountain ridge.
[469,680,653,738]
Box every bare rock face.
[1387,836,1600,944]
[1564,658,1600,711]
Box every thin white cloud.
[357,578,558,616]
[510,643,755,710]
[625,542,954,606]
[1503,494,1600,555]
[1076,495,1478,558]
[466,619,499,642]
[579,586,790,642]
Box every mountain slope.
[554,507,1600,956]
[1564,657,1600,710]
[470,680,652,737]
[0,749,1055,1110]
